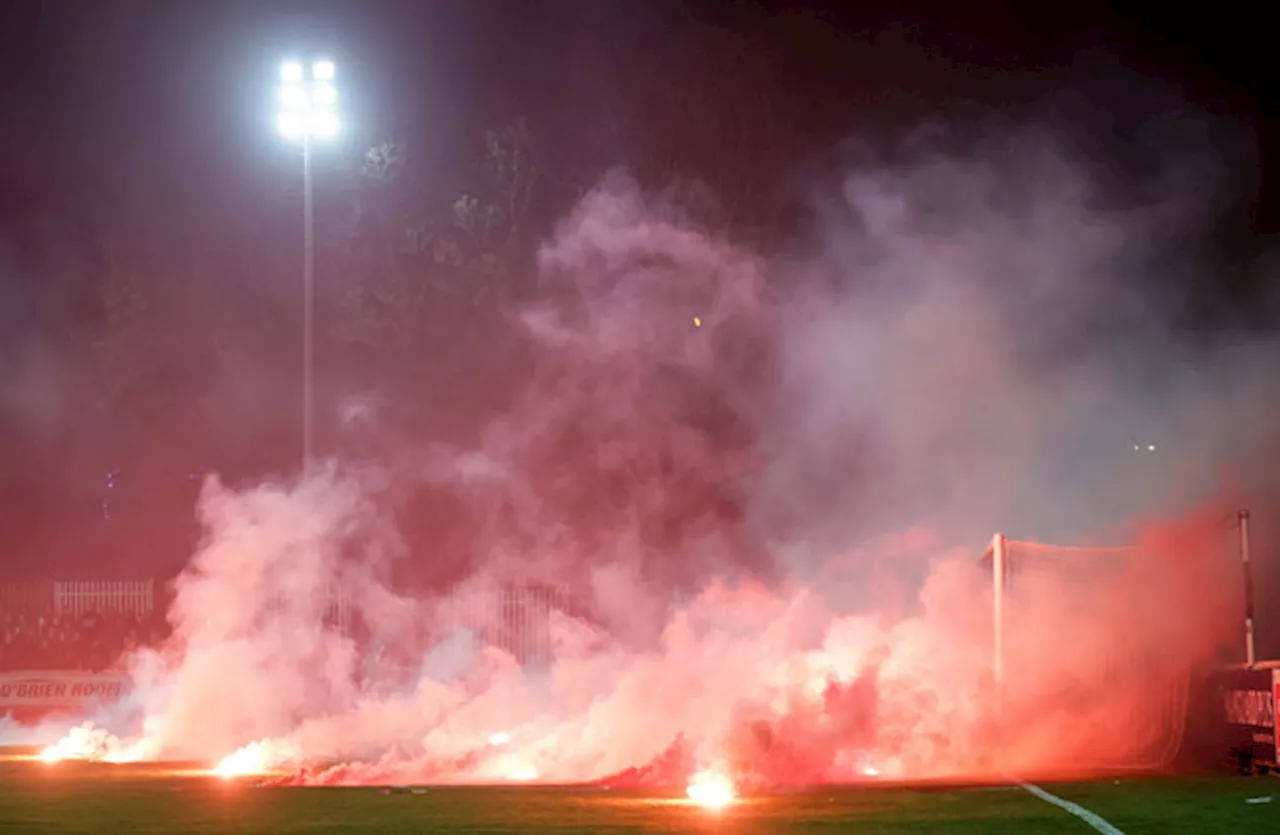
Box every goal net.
[985,535,1193,773]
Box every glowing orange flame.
[508,764,539,781]
[38,746,67,763]
[213,742,274,779]
[685,770,735,809]
[38,723,127,763]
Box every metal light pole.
[277,59,339,467]
[303,134,314,466]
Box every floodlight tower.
[276,58,339,467]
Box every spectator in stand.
[0,608,166,671]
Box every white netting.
[996,538,1190,772]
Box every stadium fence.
[53,580,155,618]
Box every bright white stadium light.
[277,113,304,139]
[275,58,339,141]
[312,83,337,106]
[280,85,309,110]
[310,111,340,139]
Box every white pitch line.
[1019,781,1126,835]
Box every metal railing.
[52,580,155,618]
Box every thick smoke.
[21,124,1272,785]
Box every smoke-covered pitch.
[27,123,1274,790]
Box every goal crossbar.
[987,510,1257,692]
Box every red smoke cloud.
[25,135,1264,787]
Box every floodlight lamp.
[281,62,304,83]
[310,111,340,139]
[312,60,335,80]
[312,83,337,106]
[277,112,304,139]
[280,85,310,110]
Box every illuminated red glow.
[36,510,1236,790]
[23,171,1248,789]
[7,82,1270,804]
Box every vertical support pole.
[1239,509,1256,669]
[302,135,315,468]
[992,533,1006,715]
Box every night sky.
[0,0,1276,580]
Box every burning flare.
[508,764,539,781]
[38,745,68,764]
[39,722,134,763]
[213,740,289,779]
[686,769,736,808]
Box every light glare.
[280,86,309,110]
[214,744,269,779]
[686,770,735,809]
[310,111,340,139]
[277,113,304,139]
[312,83,337,106]
[508,765,538,781]
[276,58,340,141]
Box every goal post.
[981,513,1255,773]
[1238,509,1256,669]
[985,533,1006,722]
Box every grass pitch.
[0,751,1274,833]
